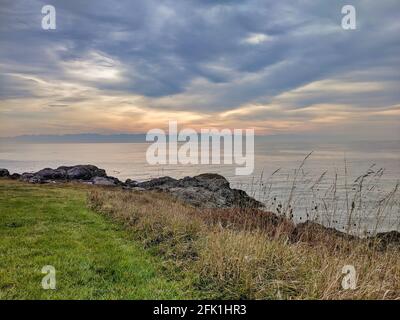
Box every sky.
[0,0,399,139]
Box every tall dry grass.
[240,154,400,237]
[87,188,400,300]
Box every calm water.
[1,139,399,234]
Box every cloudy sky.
[0,0,399,139]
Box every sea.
[1,139,399,234]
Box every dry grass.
[88,188,400,300]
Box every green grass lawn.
[0,179,193,299]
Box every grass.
[1,179,399,300]
[88,188,400,300]
[0,179,195,299]
[242,154,400,237]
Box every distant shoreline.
[1,133,399,144]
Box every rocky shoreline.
[1,164,399,246]
[0,165,263,209]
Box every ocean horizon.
[1,138,399,234]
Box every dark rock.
[9,173,21,180]
[375,230,400,243]
[92,176,120,186]
[291,222,400,248]
[58,165,107,180]
[19,165,108,183]
[14,164,262,209]
[125,179,138,187]
[137,173,263,209]
[24,175,44,184]
[136,176,178,189]
[231,189,262,208]
[290,221,354,244]
[35,168,67,180]
[20,172,35,182]
[373,230,400,249]
[0,168,10,177]
[190,173,230,191]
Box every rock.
[137,173,263,209]
[136,176,177,189]
[0,168,10,177]
[20,172,35,182]
[290,222,400,248]
[28,176,44,184]
[20,165,108,183]
[58,165,107,180]
[125,179,138,188]
[290,221,354,244]
[13,164,261,208]
[34,168,67,180]
[9,173,21,180]
[92,176,121,186]
[373,230,400,249]
[12,164,262,209]
[190,173,230,191]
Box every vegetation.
[0,180,195,299]
[88,188,400,299]
[1,179,399,299]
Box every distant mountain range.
[0,133,396,144]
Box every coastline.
[1,164,399,246]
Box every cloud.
[242,33,273,45]
[61,51,123,82]
[0,0,399,138]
